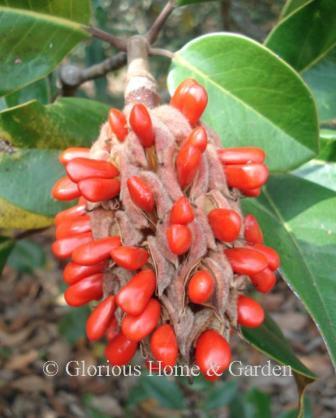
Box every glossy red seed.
[78,178,120,202]
[195,330,231,382]
[121,299,161,341]
[116,269,156,316]
[54,203,87,225]
[176,143,202,188]
[110,246,149,270]
[55,216,91,240]
[105,317,119,341]
[72,236,121,266]
[244,214,264,244]
[241,187,261,197]
[63,262,106,285]
[250,267,277,293]
[166,224,192,255]
[188,270,215,304]
[66,158,119,182]
[170,196,194,225]
[59,147,90,165]
[253,243,280,271]
[86,296,116,341]
[170,79,198,109]
[225,163,269,190]
[208,208,241,242]
[218,147,265,165]
[108,108,128,141]
[171,80,208,125]
[51,176,81,201]
[129,103,155,147]
[150,324,178,367]
[105,334,138,365]
[185,127,208,153]
[237,295,265,328]
[51,233,92,260]
[224,247,268,275]
[64,273,103,307]
[127,176,155,212]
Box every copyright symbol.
[42,361,59,376]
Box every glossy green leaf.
[243,174,336,368]
[176,0,219,5]
[0,149,68,229]
[280,0,312,18]
[0,98,109,149]
[0,0,91,23]
[5,79,50,107]
[0,237,15,274]
[303,48,336,122]
[8,239,45,273]
[242,314,315,379]
[318,129,336,161]
[168,33,318,172]
[0,6,89,96]
[293,160,336,192]
[265,0,336,72]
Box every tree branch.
[86,26,127,50]
[146,0,176,45]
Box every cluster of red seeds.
[51,79,280,381]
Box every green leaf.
[246,389,272,418]
[280,0,312,19]
[318,129,336,161]
[5,79,50,107]
[176,0,219,5]
[0,237,15,274]
[293,159,336,192]
[0,6,89,96]
[242,314,316,379]
[0,98,109,149]
[243,174,336,368]
[265,0,336,72]
[203,380,238,410]
[0,149,67,229]
[8,239,45,273]
[0,0,91,23]
[59,306,90,344]
[303,48,336,122]
[168,33,318,172]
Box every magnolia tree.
[0,1,335,417]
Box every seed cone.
[52,72,278,380]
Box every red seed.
[55,216,91,240]
[188,270,215,304]
[241,187,261,197]
[195,330,231,381]
[170,196,194,225]
[108,108,128,142]
[51,233,92,260]
[166,224,192,255]
[54,203,86,225]
[170,79,198,109]
[116,269,156,316]
[110,246,149,270]
[244,214,264,244]
[185,127,208,153]
[176,143,202,188]
[72,236,121,266]
[66,158,119,182]
[63,262,106,285]
[237,295,265,328]
[64,273,103,307]
[129,103,155,147]
[225,163,269,190]
[86,296,116,341]
[250,267,277,293]
[59,147,90,165]
[121,299,161,341]
[78,178,120,202]
[224,247,268,275]
[150,324,178,367]
[105,317,119,341]
[127,176,155,212]
[253,243,280,271]
[208,208,241,242]
[218,147,265,165]
[51,176,81,201]
[105,334,138,365]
